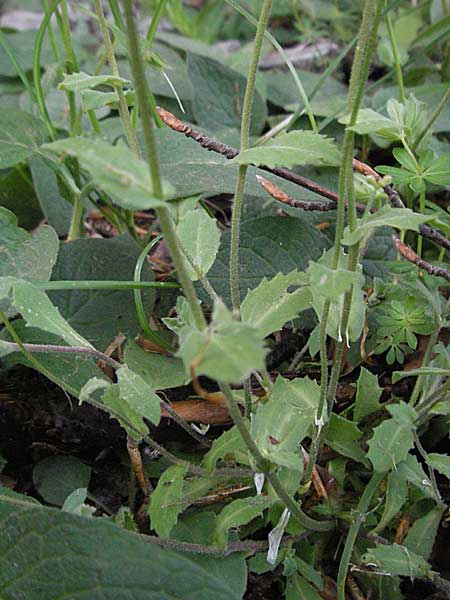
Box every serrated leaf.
[33,455,91,507]
[0,495,247,600]
[251,376,319,469]
[368,419,414,472]
[123,341,189,390]
[340,108,400,140]
[396,455,436,501]
[58,71,130,92]
[362,544,432,578]
[101,383,149,439]
[177,299,266,383]
[241,270,311,338]
[117,365,161,426]
[44,138,174,210]
[0,208,59,317]
[12,281,93,349]
[428,453,450,479]
[404,506,444,560]
[354,367,383,422]
[202,426,249,473]
[149,464,188,539]
[342,205,432,246]
[325,414,366,463]
[232,131,340,169]
[213,496,272,549]
[372,469,408,534]
[0,109,48,169]
[387,402,417,426]
[308,261,359,300]
[176,209,220,280]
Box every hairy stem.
[229,0,273,310]
[122,0,206,330]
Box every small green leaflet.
[354,367,383,422]
[231,131,340,169]
[0,109,48,169]
[367,418,414,472]
[117,365,161,426]
[342,205,432,246]
[149,464,188,539]
[241,270,311,338]
[123,341,189,390]
[81,89,135,111]
[58,72,131,92]
[428,453,450,479]
[361,544,433,578]
[212,496,272,549]
[202,426,249,473]
[44,138,174,210]
[250,376,319,470]
[177,299,266,383]
[372,469,408,535]
[308,262,358,301]
[176,208,221,281]
[325,414,366,464]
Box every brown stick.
[392,236,450,281]
[157,106,450,252]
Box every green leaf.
[12,281,93,349]
[100,382,149,439]
[372,469,408,534]
[340,108,400,140]
[177,299,266,383]
[206,216,329,306]
[342,205,433,246]
[202,426,249,473]
[397,455,436,501]
[0,109,48,169]
[251,376,319,469]
[308,261,359,301]
[241,270,312,338]
[176,209,220,280]
[404,507,444,560]
[49,235,156,351]
[387,402,417,426]
[232,131,340,169]
[0,208,59,316]
[362,544,433,578]
[213,496,272,549]
[117,365,161,426]
[32,455,91,507]
[354,367,383,422]
[0,495,247,600]
[286,573,322,600]
[123,341,189,390]
[149,464,188,539]
[188,53,267,135]
[82,89,135,111]
[423,153,450,186]
[393,366,450,382]
[367,418,414,472]
[29,158,72,236]
[44,138,174,210]
[392,148,417,173]
[58,71,131,92]
[428,453,450,479]
[325,414,366,463]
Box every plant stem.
[229,0,273,311]
[34,280,179,291]
[146,0,169,43]
[336,472,384,600]
[385,11,405,103]
[412,429,444,506]
[219,383,334,532]
[122,0,206,331]
[305,0,384,481]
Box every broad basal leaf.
[0,207,58,316]
[212,496,272,549]
[251,376,319,469]
[0,494,247,600]
[232,131,340,169]
[403,507,444,560]
[177,300,266,383]
[176,208,220,281]
[149,464,188,539]
[44,138,174,210]
[241,270,312,338]
[342,205,433,246]
[33,455,91,507]
[0,109,48,169]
